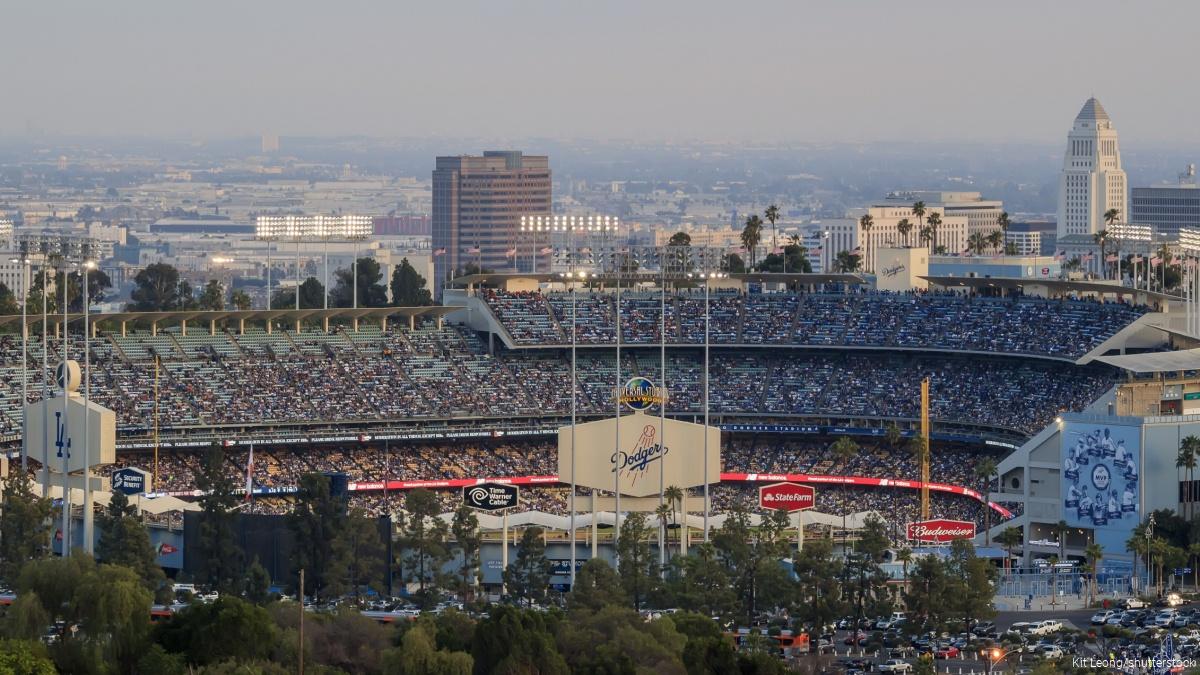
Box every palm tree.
[885,423,902,450]
[896,547,913,586]
[1189,543,1200,590]
[911,201,927,238]
[764,204,781,254]
[975,458,998,545]
[925,212,943,254]
[858,213,874,272]
[1104,208,1120,230]
[1084,543,1103,606]
[996,211,1010,249]
[1093,229,1111,280]
[741,215,764,269]
[784,234,807,273]
[967,232,987,256]
[896,218,913,248]
[986,230,1003,254]
[830,435,859,468]
[918,225,933,248]
[1178,436,1200,519]
[655,502,672,561]
[1055,520,1070,561]
[997,526,1022,571]
[664,485,683,547]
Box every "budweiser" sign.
[906,519,976,543]
[759,482,816,512]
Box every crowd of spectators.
[484,288,1146,360]
[0,320,1116,437]
[109,436,1009,535]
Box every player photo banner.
[1062,423,1139,531]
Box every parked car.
[1038,645,1064,659]
[935,645,960,659]
[971,621,996,635]
[1154,611,1177,628]
[1121,597,1147,609]
[877,660,913,673]
[1092,610,1118,625]
[1028,620,1062,636]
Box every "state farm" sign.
[758,482,816,512]
[906,518,976,543]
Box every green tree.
[721,252,746,274]
[740,215,764,269]
[661,544,737,620]
[95,490,165,594]
[74,563,154,672]
[244,558,272,605]
[1178,435,1200,520]
[389,258,433,307]
[926,211,943,253]
[764,205,781,253]
[334,507,387,606]
[289,472,348,600]
[967,231,987,255]
[198,279,225,310]
[451,505,481,604]
[975,458,998,544]
[128,262,186,311]
[398,488,452,606]
[858,213,874,272]
[16,555,95,632]
[713,504,790,627]
[556,605,687,675]
[0,476,54,580]
[470,605,568,675]
[830,435,859,467]
[383,618,473,675]
[2,593,50,641]
[911,201,927,243]
[1084,543,1103,606]
[668,231,692,247]
[505,527,552,609]
[155,595,277,667]
[0,282,17,316]
[569,558,627,611]
[896,217,913,248]
[986,230,1004,254]
[229,288,252,311]
[672,612,739,675]
[272,276,325,310]
[0,638,56,675]
[885,423,903,450]
[1093,229,1111,279]
[997,526,1022,570]
[192,447,244,594]
[616,512,660,610]
[334,257,390,308]
[833,250,861,272]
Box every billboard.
[557,413,721,498]
[759,483,815,512]
[907,519,976,543]
[112,467,151,496]
[463,483,520,511]
[24,395,116,474]
[1062,422,1140,532]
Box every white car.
[1122,598,1147,609]
[1028,620,1062,636]
[1091,610,1117,625]
[1154,611,1176,628]
[878,660,913,673]
[1038,645,1064,659]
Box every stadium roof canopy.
[922,276,1175,303]
[1093,348,1200,374]
[448,272,867,287]
[0,306,455,330]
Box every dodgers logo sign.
[611,424,668,487]
[617,377,666,412]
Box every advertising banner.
[1062,423,1139,531]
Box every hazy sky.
[5,1,1198,144]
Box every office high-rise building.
[1057,98,1127,239]
[1131,165,1200,238]
[432,151,551,293]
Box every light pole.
[40,260,49,496]
[81,260,95,554]
[10,256,32,476]
[59,262,72,556]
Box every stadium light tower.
[9,254,34,476]
[255,215,371,311]
[1110,223,1151,289]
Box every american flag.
[504,248,517,258]
[468,246,481,254]
[850,247,862,255]
[1082,253,1094,261]
[579,247,592,254]
[1131,255,1143,264]
[1054,251,1066,261]
[1105,254,1118,262]
[1150,256,1162,266]
[433,248,447,256]
[539,247,554,255]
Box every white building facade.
[1057,98,1128,239]
[878,191,1003,239]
